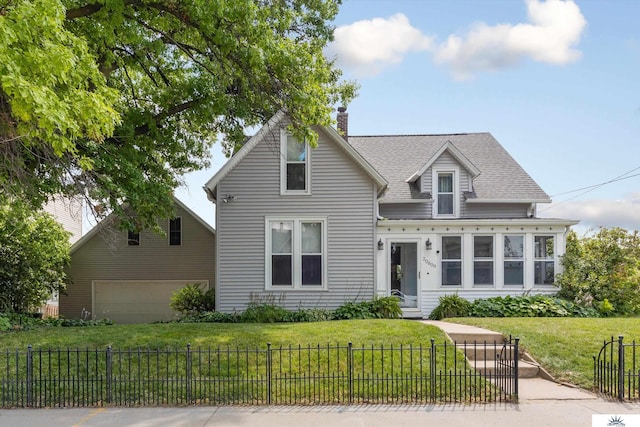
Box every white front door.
[389,242,419,309]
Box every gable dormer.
[406,141,480,219]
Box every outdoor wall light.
[425,238,432,250]
[222,194,236,204]
[377,239,384,250]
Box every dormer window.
[433,168,459,218]
[281,129,310,195]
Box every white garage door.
[93,280,209,324]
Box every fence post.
[105,346,112,404]
[186,344,192,404]
[430,338,436,402]
[26,345,33,407]
[267,343,272,405]
[347,342,353,404]
[513,338,519,400]
[618,336,625,401]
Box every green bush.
[239,303,290,323]
[333,297,402,320]
[469,295,599,318]
[428,293,471,320]
[170,284,215,316]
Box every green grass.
[1,319,447,349]
[448,317,640,389]
[0,320,499,405]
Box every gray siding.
[216,125,377,312]
[464,203,530,218]
[61,205,215,319]
[43,197,83,243]
[380,203,429,220]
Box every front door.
[390,242,418,309]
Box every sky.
[175,0,640,234]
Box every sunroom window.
[474,236,494,285]
[442,236,462,286]
[534,236,555,285]
[504,235,524,285]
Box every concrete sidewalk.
[2,401,639,427]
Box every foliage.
[450,317,640,389]
[170,283,215,316]
[468,295,599,318]
[428,293,471,320]
[0,0,357,231]
[178,311,240,324]
[557,228,640,315]
[332,297,402,320]
[0,315,10,332]
[0,198,70,313]
[239,303,291,323]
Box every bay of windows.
[267,218,325,289]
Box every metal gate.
[594,336,640,401]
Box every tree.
[0,0,356,230]
[557,228,640,315]
[0,199,71,313]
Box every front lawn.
[449,317,640,389]
[0,319,446,349]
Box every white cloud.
[434,0,587,80]
[540,192,640,231]
[326,13,433,77]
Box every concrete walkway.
[420,320,598,401]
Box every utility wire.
[540,165,640,213]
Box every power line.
[540,165,640,214]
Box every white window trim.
[503,234,525,286]
[534,235,556,286]
[441,234,463,287]
[473,235,495,286]
[280,128,311,195]
[168,217,182,246]
[265,217,327,290]
[432,167,460,218]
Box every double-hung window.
[267,218,326,289]
[127,230,140,246]
[534,236,555,285]
[473,236,494,285]
[441,236,462,286]
[504,235,524,285]
[281,130,310,194]
[432,168,458,218]
[169,217,181,246]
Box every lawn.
[448,317,640,389]
[1,319,447,349]
[0,320,499,406]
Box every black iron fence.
[594,336,640,401]
[1,339,518,407]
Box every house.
[205,110,577,318]
[60,198,216,323]
[43,196,83,244]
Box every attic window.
[169,217,181,246]
[280,129,311,195]
[433,168,459,218]
[127,230,140,246]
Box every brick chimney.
[337,106,348,141]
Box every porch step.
[469,359,540,378]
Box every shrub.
[428,293,471,320]
[170,284,215,316]
[239,303,290,323]
[333,297,402,320]
[468,295,599,318]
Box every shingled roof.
[347,133,550,204]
